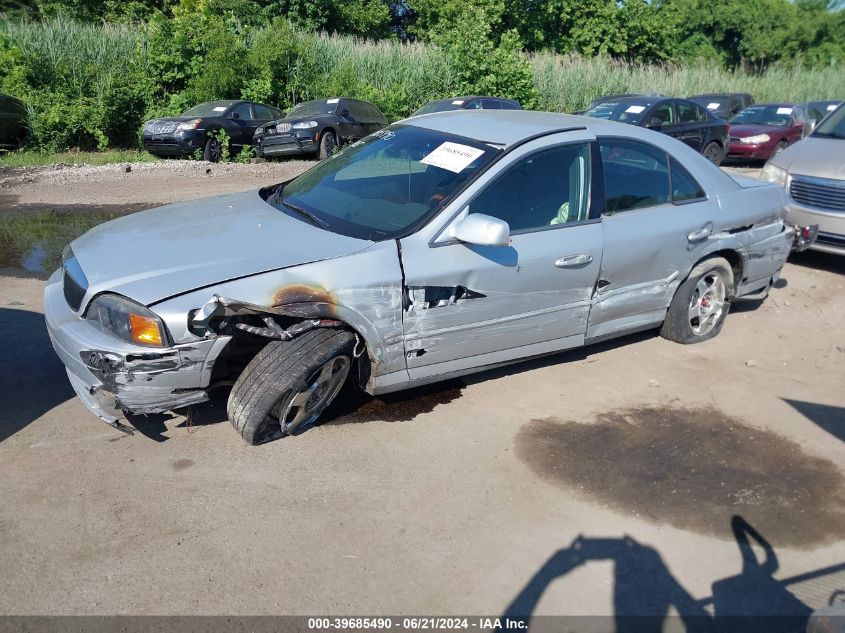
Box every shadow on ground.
[503,516,845,633]
[783,398,845,442]
[0,307,73,442]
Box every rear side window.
[678,102,705,123]
[500,100,521,110]
[599,139,670,212]
[470,143,591,233]
[670,158,706,203]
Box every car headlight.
[176,118,202,131]
[760,162,787,188]
[86,293,168,347]
[291,120,318,129]
[253,126,265,137]
[740,134,770,144]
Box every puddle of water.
[515,405,845,547]
[0,211,122,274]
[171,458,195,472]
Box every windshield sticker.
[776,107,794,115]
[707,103,720,110]
[451,100,465,105]
[327,98,340,104]
[212,106,227,112]
[420,142,485,173]
[828,104,838,111]
[625,105,646,114]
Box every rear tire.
[227,329,355,444]
[702,142,723,165]
[660,257,733,344]
[773,140,788,156]
[318,131,337,160]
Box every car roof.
[401,109,639,147]
[690,93,750,98]
[200,100,241,108]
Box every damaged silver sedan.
[45,111,795,444]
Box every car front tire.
[318,131,337,160]
[660,257,733,344]
[227,329,355,444]
[203,135,221,162]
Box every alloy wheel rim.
[688,271,726,336]
[268,355,351,436]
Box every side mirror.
[340,108,351,118]
[230,112,240,120]
[646,117,663,130]
[452,213,510,247]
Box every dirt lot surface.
[0,160,843,623]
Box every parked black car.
[573,93,663,115]
[807,99,843,119]
[689,93,754,120]
[410,96,522,117]
[0,94,28,150]
[142,100,283,161]
[584,96,730,164]
[254,97,388,160]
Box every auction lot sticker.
[421,142,485,173]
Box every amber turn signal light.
[129,313,164,346]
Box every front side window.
[812,103,845,139]
[465,100,482,110]
[650,102,676,125]
[469,144,590,233]
[231,103,253,120]
[599,139,670,212]
[271,125,499,240]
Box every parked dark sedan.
[0,94,28,150]
[583,96,729,164]
[254,97,387,160]
[689,93,754,120]
[410,96,522,117]
[726,103,824,163]
[142,100,283,161]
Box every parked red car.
[726,103,824,162]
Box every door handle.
[687,226,712,243]
[555,254,593,268]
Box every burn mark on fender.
[271,284,337,318]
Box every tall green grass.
[531,53,845,112]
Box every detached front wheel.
[661,257,733,344]
[228,329,355,444]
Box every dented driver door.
[399,137,603,381]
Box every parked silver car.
[45,111,794,444]
[761,103,845,255]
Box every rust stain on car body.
[515,404,845,548]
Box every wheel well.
[696,250,743,296]
[321,126,336,141]
[207,314,372,391]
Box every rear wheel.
[702,142,723,165]
[660,257,733,344]
[773,140,788,156]
[227,329,355,444]
[318,131,337,160]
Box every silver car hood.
[770,137,845,179]
[71,190,372,306]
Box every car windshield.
[730,105,795,127]
[181,102,233,117]
[584,101,653,124]
[812,104,845,139]
[268,125,500,240]
[412,101,461,116]
[287,100,340,117]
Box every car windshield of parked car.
[584,101,653,124]
[812,104,845,139]
[271,125,500,241]
[181,102,232,117]
[411,102,460,116]
[286,101,340,118]
[730,105,794,127]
